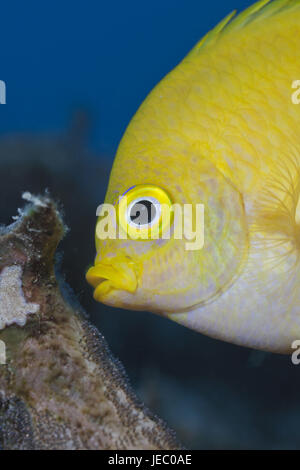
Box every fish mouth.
[86,256,138,302]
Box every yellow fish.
[87,0,300,354]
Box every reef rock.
[0,193,180,450]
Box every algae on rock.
[0,194,180,450]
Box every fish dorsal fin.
[187,0,300,56]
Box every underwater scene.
[1,0,300,452]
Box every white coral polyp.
[0,265,39,330]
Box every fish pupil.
[130,200,156,226]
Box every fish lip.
[86,256,138,301]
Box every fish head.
[86,142,248,316]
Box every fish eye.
[128,197,160,228]
[117,184,173,240]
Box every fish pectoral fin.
[250,149,300,259]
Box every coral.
[0,194,180,450]
[0,266,40,329]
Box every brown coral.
[0,194,180,450]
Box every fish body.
[87,0,300,353]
